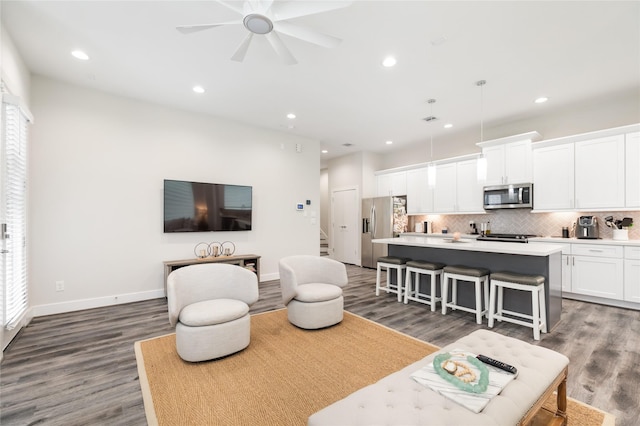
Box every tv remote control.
[476,354,518,375]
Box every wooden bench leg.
[556,373,568,425]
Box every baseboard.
[260,272,279,282]
[31,289,166,317]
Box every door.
[331,188,359,265]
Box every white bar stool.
[488,271,547,340]
[441,265,490,324]
[376,256,411,302]
[404,260,445,311]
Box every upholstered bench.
[308,329,569,426]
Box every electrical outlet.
[55,280,64,292]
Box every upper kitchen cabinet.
[477,132,541,186]
[406,167,434,214]
[574,134,625,209]
[626,132,640,208]
[533,143,575,210]
[433,157,483,213]
[432,162,457,213]
[376,170,407,197]
[533,124,638,211]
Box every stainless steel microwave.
[483,183,533,209]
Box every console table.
[163,254,261,296]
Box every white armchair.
[167,263,259,362]
[278,255,349,329]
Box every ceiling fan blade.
[176,20,242,34]
[213,0,244,15]
[273,21,342,48]
[271,1,352,21]
[265,32,298,65]
[231,33,254,62]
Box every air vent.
[342,143,354,147]
[422,116,438,122]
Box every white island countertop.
[373,235,564,257]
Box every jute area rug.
[135,309,614,426]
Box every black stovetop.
[476,233,538,243]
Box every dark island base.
[386,245,562,330]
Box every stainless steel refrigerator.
[361,196,407,268]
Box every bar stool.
[404,260,445,311]
[488,271,547,340]
[441,265,490,324]
[376,256,411,302]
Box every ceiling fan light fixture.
[243,14,273,34]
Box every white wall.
[380,89,640,170]
[29,76,320,316]
[0,25,30,102]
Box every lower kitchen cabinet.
[625,246,640,303]
[561,254,572,293]
[571,254,624,300]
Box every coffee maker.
[576,216,599,239]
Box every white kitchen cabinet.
[376,171,407,197]
[624,246,640,303]
[626,132,640,208]
[533,143,575,210]
[432,163,457,212]
[570,244,624,300]
[562,255,572,292]
[406,167,433,214]
[574,134,625,209]
[456,159,484,212]
[482,140,532,185]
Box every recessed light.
[444,123,453,129]
[71,50,89,60]
[193,86,205,94]
[321,149,328,154]
[382,56,397,67]
[385,140,393,145]
[287,113,296,119]
[534,97,548,104]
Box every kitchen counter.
[530,236,640,247]
[374,235,563,330]
[377,235,564,256]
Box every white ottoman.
[308,329,569,426]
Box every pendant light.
[427,98,437,187]
[476,80,488,182]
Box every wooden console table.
[163,254,261,296]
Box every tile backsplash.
[408,210,640,240]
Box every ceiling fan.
[176,0,352,65]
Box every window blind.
[2,94,31,330]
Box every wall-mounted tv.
[164,179,252,232]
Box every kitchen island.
[373,235,564,330]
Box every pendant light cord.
[428,98,436,161]
[477,80,486,142]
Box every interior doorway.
[330,187,359,265]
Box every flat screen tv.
[164,179,252,232]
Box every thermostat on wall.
[296,203,304,211]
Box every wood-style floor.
[1,265,639,426]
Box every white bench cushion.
[308,329,569,426]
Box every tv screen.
[164,179,252,232]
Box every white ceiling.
[3,1,639,161]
